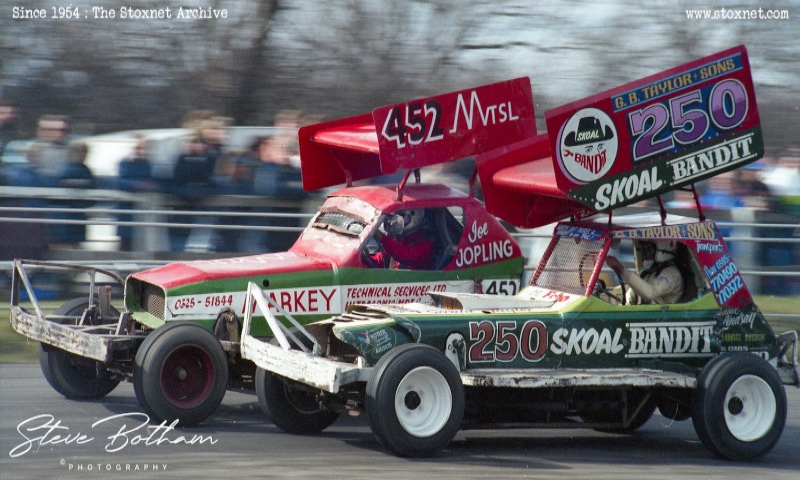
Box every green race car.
[240,46,799,461]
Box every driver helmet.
[393,209,426,236]
[384,209,426,237]
[654,240,678,263]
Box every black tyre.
[583,391,656,433]
[39,298,120,399]
[692,353,787,461]
[365,343,464,457]
[39,346,120,399]
[255,367,339,434]
[133,322,228,426]
[656,392,692,422]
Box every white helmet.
[654,240,678,263]
[400,209,426,235]
[384,209,426,237]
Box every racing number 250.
[468,320,547,363]
[629,79,748,162]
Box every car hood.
[129,252,333,289]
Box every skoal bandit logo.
[558,108,618,184]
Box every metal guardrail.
[2,186,799,293]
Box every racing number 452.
[381,100,444,149]
[485,280,518,296]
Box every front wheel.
[366,343,464,457]
[39,298,120,399]
[133,322,228,427]
[255,368,339,434]
[692,353,787,461]
[39,346,120,399]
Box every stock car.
[9,78,537,426]
[239,46,799,461]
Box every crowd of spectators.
[1,106,799,293]
[0,109,311,259]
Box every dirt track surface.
[1,363,799,479]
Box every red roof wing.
[477,135,592,229]
[298,78,536,191]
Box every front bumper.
[9,259,144,363]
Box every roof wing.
[546,44,762,212]
[298,77,537,191]
[479,45,763,229]
[476,135,594,228]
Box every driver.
[369,209,436,269]
[604,240,683,305]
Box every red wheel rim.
[159,345,215,409]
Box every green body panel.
[332,291,779,373]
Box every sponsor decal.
[359,327,397,356]
[702,252,746,306]
[374,77,536,171]
[550,321,716,358]
[696,242,724,253]
[557,108,619,184]
[592,165,663,210]
[611,55,741,111]
[344,282,448,308]
[668,132,757,183]
[613,222,718,241]
[550,327,624,355]
[721,308,757,329]
[455,220,515,268]
[555,224,606,241]
[625,321,715,358]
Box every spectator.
[0,144,49,260]
[0,100,20,154]
[117,137,160,251]
[33,114,71,180]
[200,116,231,175]
[732,163,773,212]
[171,135,213,197]
[250,132,307,252]
[700,171,744,211]
[170,136,215,251]
[252,134,305,199]
[758,147,800,294]
[214,142,258,252]
[50,141,94,247]
[761,149,800,215]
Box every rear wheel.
[39,298,120,399]
[366,344,464,457]
[255,368,339,434]
[692,353,787,461]
[133,322,228,426]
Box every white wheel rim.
[394,366,452,437]
[724,374,776,442]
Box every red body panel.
[476,134,592,229]
[131,252,331,289]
